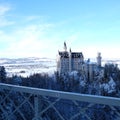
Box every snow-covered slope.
[0,58,56,77]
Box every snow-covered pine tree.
[0,66,6,83]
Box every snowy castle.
[57,42,103,81]
[57,42,84,74]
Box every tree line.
[0,63,120,119]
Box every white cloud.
[0,22,58,58]
[0,3,14,27]
[77,45,120,59]
[0,2,59,58]
[25,15,46,22]
[0,18,14,27]
[0,2,57,58]
[0,2,119,59]
[0,4,11,16]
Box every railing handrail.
[0,83,120,107]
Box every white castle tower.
[69,48,72,72]
[64,42,67,52]
[57,42,84,74]
[97,52,102,67]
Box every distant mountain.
[0,57,56,77]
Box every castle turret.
[69,48,72,72]
[64,42,67,52]
[97,52,102,67]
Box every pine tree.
[0,66,6,83]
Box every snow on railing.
[0,83,120,120]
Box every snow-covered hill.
[0,58,56,77]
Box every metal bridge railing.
[0,83,120,120]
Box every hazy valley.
[0,57,56,77]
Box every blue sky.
[0,0,120,59]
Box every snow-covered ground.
[0,58,56,77]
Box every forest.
[0,63,120,119]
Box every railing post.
[32,95,42,120]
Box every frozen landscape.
[0,57,120,78]
[0,57,56,77]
